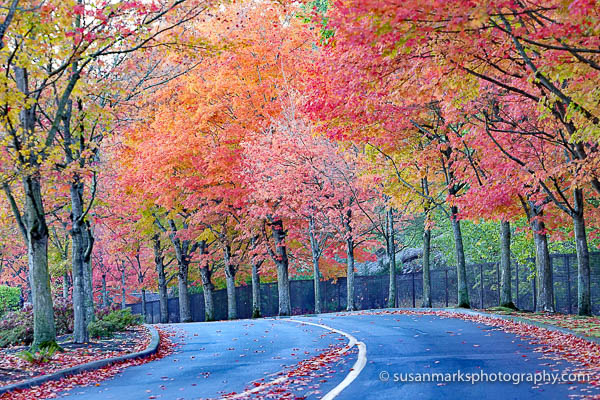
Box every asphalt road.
[54,311,598,399]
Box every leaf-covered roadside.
[484,308,600,339]
[0,327,176,400]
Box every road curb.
[0,324,160,395]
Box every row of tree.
[0,0,598,349]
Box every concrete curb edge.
[0,324,160,395]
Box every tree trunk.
[271,218,291,316]
[529,204,554,312]
[308,216,322,314]
[422,227,432,308]
[251,260,262,318]
[101,274,108,308]
[23,177,57,349]
[121,267,127,310]
[82,222,95,326]
[224,245,237,320]
[197,240,214,322]
[387,208,396,308]
[63,272,70,299]
[499,220,515,309]
[450,206,470,308]
[342,210,356,311]
[573,188,591,316]
[70,178,89,343]
[153,235,169,323]
[141,289,147,322]
[177,261,191,322]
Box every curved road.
[54,311,598,399]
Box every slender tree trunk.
[141,289,147,322]
[63,272,70,299]
[308,216,322,314]
[387,208,397,308]
[422,227,432,308]
[342,210,356,311]
[121,267,127,310]
[101,274,108,308]
[573,188,591,316]
[271,218,291,316]
[529,204,554,312]
[224,245,237,320]
[251,260,262,318]
[450,206,470,308]
[153,235,169,323]
[82,222,95,326]
[499,220,515,309]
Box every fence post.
[479,263,484,309]
[445,269,449,307]
[565,255,572,314]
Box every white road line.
[286,319,367,400]
[226,318,367,399]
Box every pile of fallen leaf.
[485,309,600,339]
[0,327,176,400]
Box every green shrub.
[0,286,21,316]
[88,319,117,338]
[102,309,143,331]
[0,306,33,347]
[88,309,142,338]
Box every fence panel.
[128,251,600,322]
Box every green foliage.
[0,299,73,348]
[88,309,142,339]
[0,286,21,317]
[17,346,58,365]
[87,319,118,338]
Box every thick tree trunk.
[450,206,470,308]
[271,218,291,316]
[529,205,554,312]
[573,189,591,316]
[153,236,169,323]
[251,260,262,318]
[24,177,57,349]
[70,178,89,343]
[308,216,322,314]
[422,227,432,308]
[387,208,396,308]
[177,261,191,322]
[199,265,214,322]
[224,245,237,320]
[499,220,515,309]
